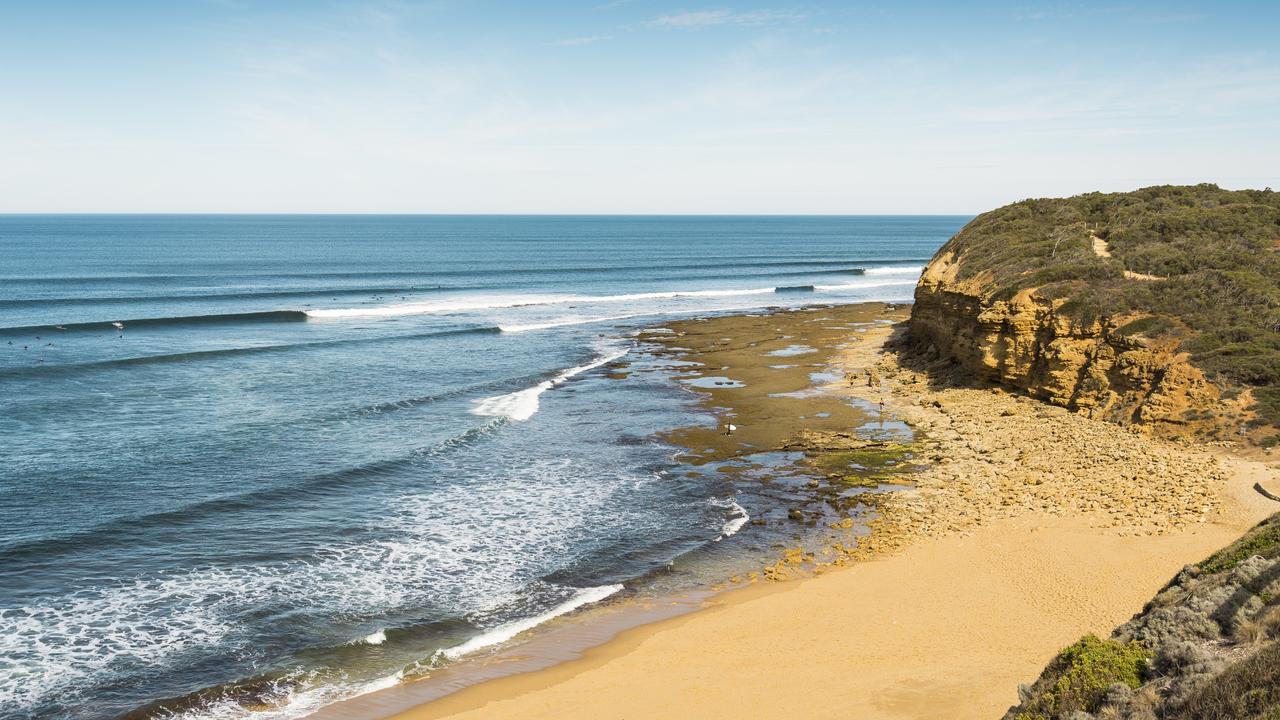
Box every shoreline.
[385,518,1269,720]
[311,302,910,720]
[327,304,1279,720]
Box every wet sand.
[375,304,1280,720]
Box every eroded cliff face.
[906,250,1235,438]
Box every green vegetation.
[804,445,915,487]
[1012,634,1151,719]
[944,184,1280,427]
[1115,315,1179,338]
[1199,513,1280,574]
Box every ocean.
[0,215,966,720]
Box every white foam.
[812,279,918,292]
[470,383,548,422]
[357,629,386,645]
[498,314,644,333]
[165,669,408,720]
[355,669,403,693]
[716,502,750,541]
[305,294,575,319]
[4,457,664,720]
[304,277,928,322]
[307,287,778,319]
[471,348,629,421]
[863,265,924,276]
[438,584,624,661]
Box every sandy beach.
[378,304,1280,720]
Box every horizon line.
[0,211,978,217]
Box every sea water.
[0,215,965,719]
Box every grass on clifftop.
[1199,513,1280,574]
[942,184,1280,431]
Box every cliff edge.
[907,184,1280,445]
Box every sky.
[1,0,1278,214]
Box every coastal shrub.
[1263,606,1280,638]
[1057,289,1106,325]
[1129,606,1222,649]
[1170,640,1280,719]
[1015,634,1151,718]
[1254,388,1280,429]
[1199,513,1280,574]
[1236,618,1268,645]
[1152,641,1223,678]
[1030,262,1123,287]
[1116,316,1177,338]
[1037,283,1081,302]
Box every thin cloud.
[650,9,806,29]
[552,35,614,46]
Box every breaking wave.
[863,265,924,276]
[471,348,630,421]
[716,502,750,541]
[436,584,624,661]
[307,277,921,321]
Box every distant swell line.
[0,286,460,309]
[0,258,933,285]
[0,326,502,378]
[305,289,775,319]
[0,263,894,311]
[0,310,309,335]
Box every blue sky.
[1,1,1278,213]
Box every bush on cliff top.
[940,184,1280,428]
[1012,634,1151,720]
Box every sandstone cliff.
[905,185,1280,442]
[909,250,1228,436]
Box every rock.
[780,430,888,453]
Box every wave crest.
[436,584,624,661]
[471,348,629,421]
[863,265,923,276]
